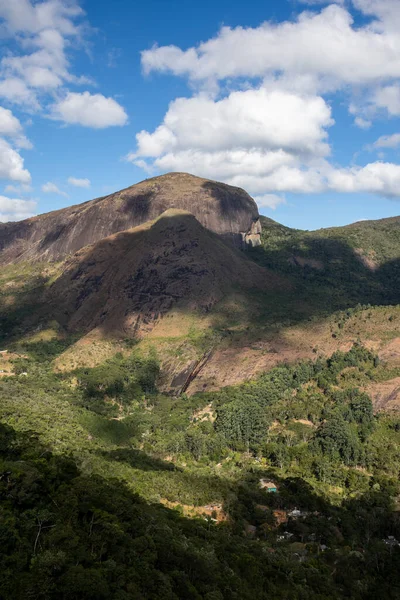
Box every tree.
[315,417,361,465]
[215,399,268,450]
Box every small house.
[273,509,288,525]
[277,531,294,542]
[259,479,278,493]
[288,508,309,519]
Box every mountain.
[0,172,261,264]
[48,209,284,338]
[1,175,400,600]
[1,174,399,395]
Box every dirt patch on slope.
[379,337,400,367]
[365,378,400,412]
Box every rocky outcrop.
[243,218,262,247]
[47,209,283,338]
[0,172,261,264]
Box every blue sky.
[1,0,400,230]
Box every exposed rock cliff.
[48,209,281,338]
[0,172,261,264]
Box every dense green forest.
[250,216,400,312]
[1,336,400,599]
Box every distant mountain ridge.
[0,173,261,264]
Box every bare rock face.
[0,172,261,264]
[48,209,281,338]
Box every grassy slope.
[1,213,400,392]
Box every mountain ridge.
[0,172,261,264]
[47,208,285,339]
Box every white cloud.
[226,165,327,195]
[0,0,83,35]
[352,0,400,32]
[5,183,32,194]
[0,1,86,108]
[354,116,371,129]
[51,91,128,128]
[129,87,334,197]
[0,106,24,137]
[373,84,400,116]
[134,2,400,201]
[0,77,39,109]
[254,194,286,210]
[68,176,90,187]
[0,106,32,148]
[133,148,299,181]
[0,194,36,221]
[41,181,68,197]
[227,161,400,198]
[0,138,30,182]
[372,133,400,149]
[135,89,333,158]
[141,4,400,92]
[326,161,400,196]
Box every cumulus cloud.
[372,133,400,149]
[0,194,36,221]
[0,0,83,35]
[253,194,286,210]
[41,181,68,197]
[224,161,400,198]
[51,91,128,128]
[4,183,32,194]
[128,88,335,195]
[353,0,400,31]
[142,4,400,93]
[373,85,400,116]
[354,117,372,129]
[68,176,90,187]
[0,106,32,149]
[0,0,86,108]
[133,1,400,201]
[326,162,400,196]
[0,106,24,137]
[135,90,333,158]
[0,77,39,109]
[0,138,31,182]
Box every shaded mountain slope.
[48,209,285,338]
[258,214,400,270]
[251,215,400,308]
[0,172,260,264]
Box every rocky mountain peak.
[0,172,261,264]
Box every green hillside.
[1,332,400,598]
[1,214,400,599]
[249,215,400,312]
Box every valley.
[1,173,400,599]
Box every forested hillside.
[1,335,400,598]
[1,208,400,598]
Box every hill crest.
[0,172,261,264]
